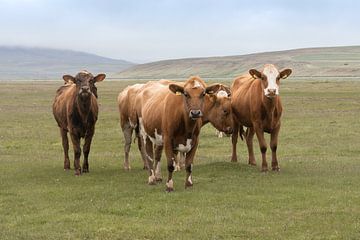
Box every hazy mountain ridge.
[0,46,135,80]
[116,46,360,79]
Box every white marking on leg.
[166,179,174,189]
[187,174,193,185]
[128,118,137,128]
[155,161,162,179]
[148,169,155,184]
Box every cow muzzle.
[189,110,203,119]
[79,86,91,97]
[264,88,278,98]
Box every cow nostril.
[190,110,202,118]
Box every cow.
[231,64,292,172]
[52,71,106,175]
[117,83,148,170]
[117,80,233,173]
[138,76,232,191]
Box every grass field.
[1,79,360,239]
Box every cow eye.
[201,92,206,97]
[183,92,189,98]
[223,109,228,115]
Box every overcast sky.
[0,0,359,63]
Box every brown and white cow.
[52,71,106,175]
[231,64,292,172]
[117,80,233,173]
[139,76,227,191]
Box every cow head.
[63,71,106,99]
[169,76,220,120]
[249,64,292,99]
[206,84,233,134]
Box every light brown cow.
[52,71,106,175]
[231,64,292,172]
[139,76,225,191]
[117,83,147,170]
[117,80,233,173]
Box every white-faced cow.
[231,64,292,172]
[52,71,106,175]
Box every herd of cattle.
[52,64,292,191]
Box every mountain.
[116,46,360,79]
[0,46,135,80]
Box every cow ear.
[280,69,292,79]
[63,75,75,84]
[94,73,106,82]
[205,84,221,95]
[249,69,262,79]
[169,83,184,95]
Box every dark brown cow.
[139,77,223,191]
[231,64,292,172]
[53,71,106,175]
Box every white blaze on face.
[262,65,280,97]
[176,139,192,153]
[216,90,228,98]
[193,80,202,88]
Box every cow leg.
[164,136,175,192]
[254,126,268,172]
[145,138,156,185]
[270,125,280,171]
[154,145,163,182]
[184,137,199,189]
[70,132,81,176]
[137,135,148,170]
[82,128,94,173]
[245,127,256,166]
[60,128,70,170]
[231,123,239,162]
[122,123,133,170]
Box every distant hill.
[0,46,135,80]
[116,46,360,79]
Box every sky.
[0,0,359,63]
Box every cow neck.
[261,94,279,126]
[75,94,92,123]
[183,114,200,138]
[201,94,216,125]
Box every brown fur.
[231,65,292,172]
[52,71,105,175]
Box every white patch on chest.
[148,129,163,146]
[216,90,228,98]
[176,139,192,153]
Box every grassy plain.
[1,79,360,239]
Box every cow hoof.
[82,168,89,173]
[230,158,237,163]
[148,176,156,185]
[248,161,257,166]
[185,182,193,189]
[261,168,268,173]
[272,167,280,172]
[166,187,174,192]
[75,170,81,176]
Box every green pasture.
[0,79,360,239]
